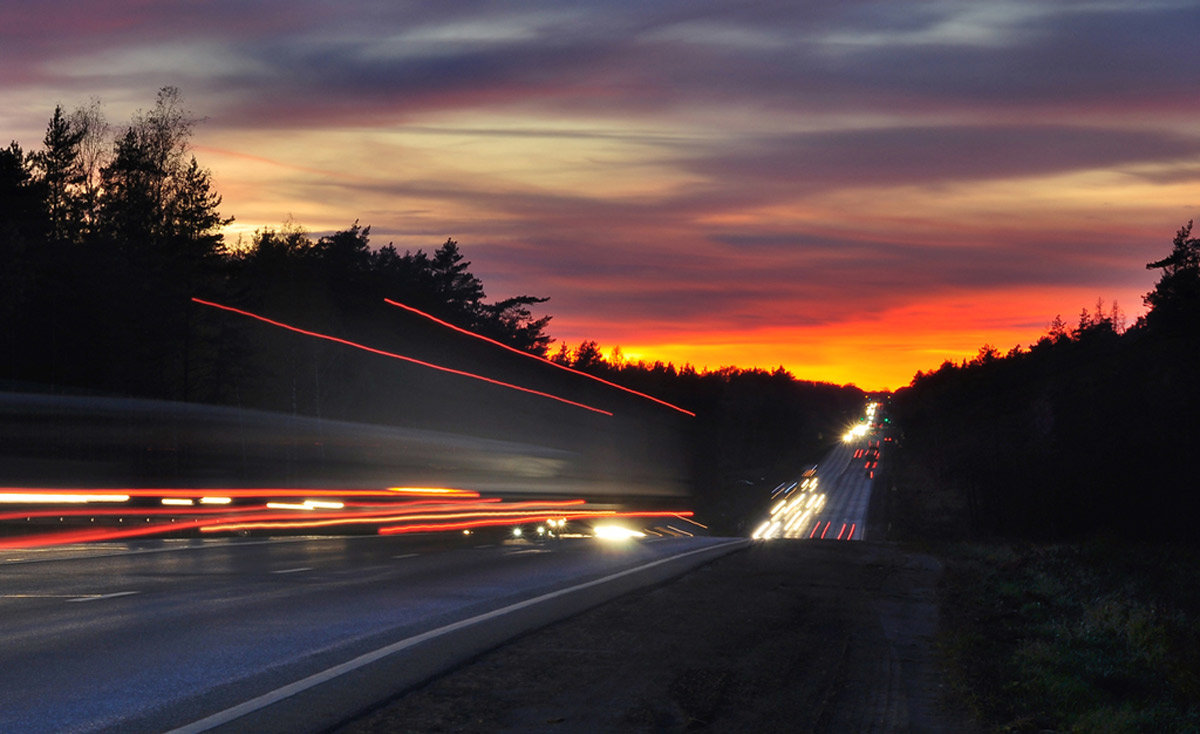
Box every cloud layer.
[4,0,1198,388]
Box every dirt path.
[334,540,975,733]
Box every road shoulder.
[335,540,976,733]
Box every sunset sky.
[3,1,1198,390]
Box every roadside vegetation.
[0,89,554,404]
[889,220,1200,730]
[549,347,864,534]
[940,543,1200,732]
[1,89,862,533]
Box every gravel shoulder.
[332,540,976,733]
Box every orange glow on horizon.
[563,285,1152,391]
[201,142,1174,394]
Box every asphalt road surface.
[0,533,742,733]
[815,436,879,540]
[753,433,882,541]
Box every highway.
[0,533,742,733]
[752,402,885,541]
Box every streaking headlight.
[0,493,130,504]
[594,525,645,541]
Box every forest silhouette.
[6,90,1196,540]
[890,220,1200,542]
[1,90,865,531]
[0,89,556,403]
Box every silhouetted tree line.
[891,221,1200,542]
[0,89,551,405]
[2,90,865,525]
[550,344,866,533]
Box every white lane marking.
[1,594,82,599]
[391,553,419,560]
[503,548,550,555]
[66,591,140,603]
[271,567,312,575]
[166,538,748,734]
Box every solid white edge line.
[167,538,747,733]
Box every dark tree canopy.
[1144,220,1200,332]
[33,106,87,243]
[892,218,1200,543]
[0,90,886,534]
[0,90,554,405]
[547,342,866,534]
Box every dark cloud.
[677,125,1200,190]
[461,211,1149,332]
[9,2,1196,128]
[294,119,1175,323]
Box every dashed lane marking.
[66,591,141,603]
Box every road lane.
[0,534,740,733]
[751,401,886,541]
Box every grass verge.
[938,542,1200,733]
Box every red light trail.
[0,518,221,549]
[377,509,695,536]
[0,486,483,499]
[190,298,613,416]
[384,298,695,417]
[0,486,695,549]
